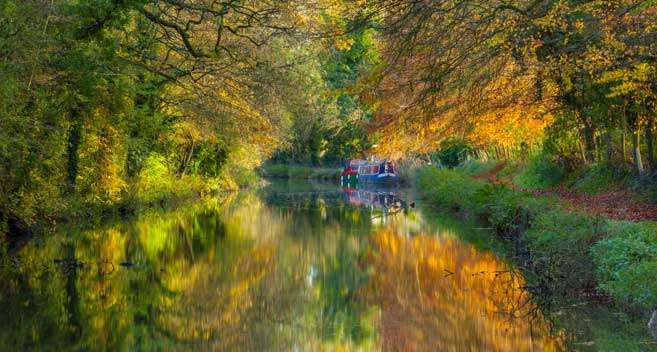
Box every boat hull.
[340,173,358,184]
[358,173,397,184]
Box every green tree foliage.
[0,0,310,229]
[266,25,379,165]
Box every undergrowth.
[513,154,565,190]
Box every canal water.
[0,181,653,351]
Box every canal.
[0,180,652,351]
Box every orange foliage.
[369,60,554,157]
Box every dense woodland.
[2,0,657,231]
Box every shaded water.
[0,181,651,351]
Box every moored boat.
[357,159,397,184]
[341,159,367,184]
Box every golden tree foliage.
[370,59,554,157]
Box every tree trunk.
[577,140,587,164]
[582,127,596,164]
[621,131,627,165]
[646,117,654,170]
[66,111,82,190]
[605,130,613,163]
[621,107,628,166]
[633,128,644,174]
[596,134,603,163]
[181,141,195,176]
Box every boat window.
[374,166,379,173]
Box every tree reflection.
[0,184,566,351]
[361,229,566,351]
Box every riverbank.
[417,167,657,317]
[0,165,260,240]
[462,158,657,222]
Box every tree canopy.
[2,0,657,229]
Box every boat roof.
[362,159,389,165]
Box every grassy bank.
[417,167,657,310]
[259,164,342,180]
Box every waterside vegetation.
[417,167,657,312]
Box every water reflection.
[0,182,564,351]
[362,231,563,351]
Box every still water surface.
[0,181,647,351]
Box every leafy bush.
[135,153,173,203]
[228,166,260,188]
[572,163,629,194]
[514,154,564,189]
[542,113,581,169]
[417,168,485,211]
[391,159,420,185]
[476,185,548,236]
[525,211,608,294]
[134,153,207,204]
[458,159,497,176]
[592,221,657,307]
[431,138,472,168]
[497,161,523,179]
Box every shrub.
[476,185,548,236]
[417,168,485,211]
[134,153,208,204]
[525,211,608,294]
[572,163,629,194]
[592,221,657,308]
[431,138,472,168]
[459,159,497,176]
[135,153,173,203]
[497,161,523,179]
[229,166,260,188]
[514,154,564,189]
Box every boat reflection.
[340,184,413,219]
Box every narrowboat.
[341,159,367,184]
[357,159,397,184]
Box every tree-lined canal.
[0,181,652,351]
